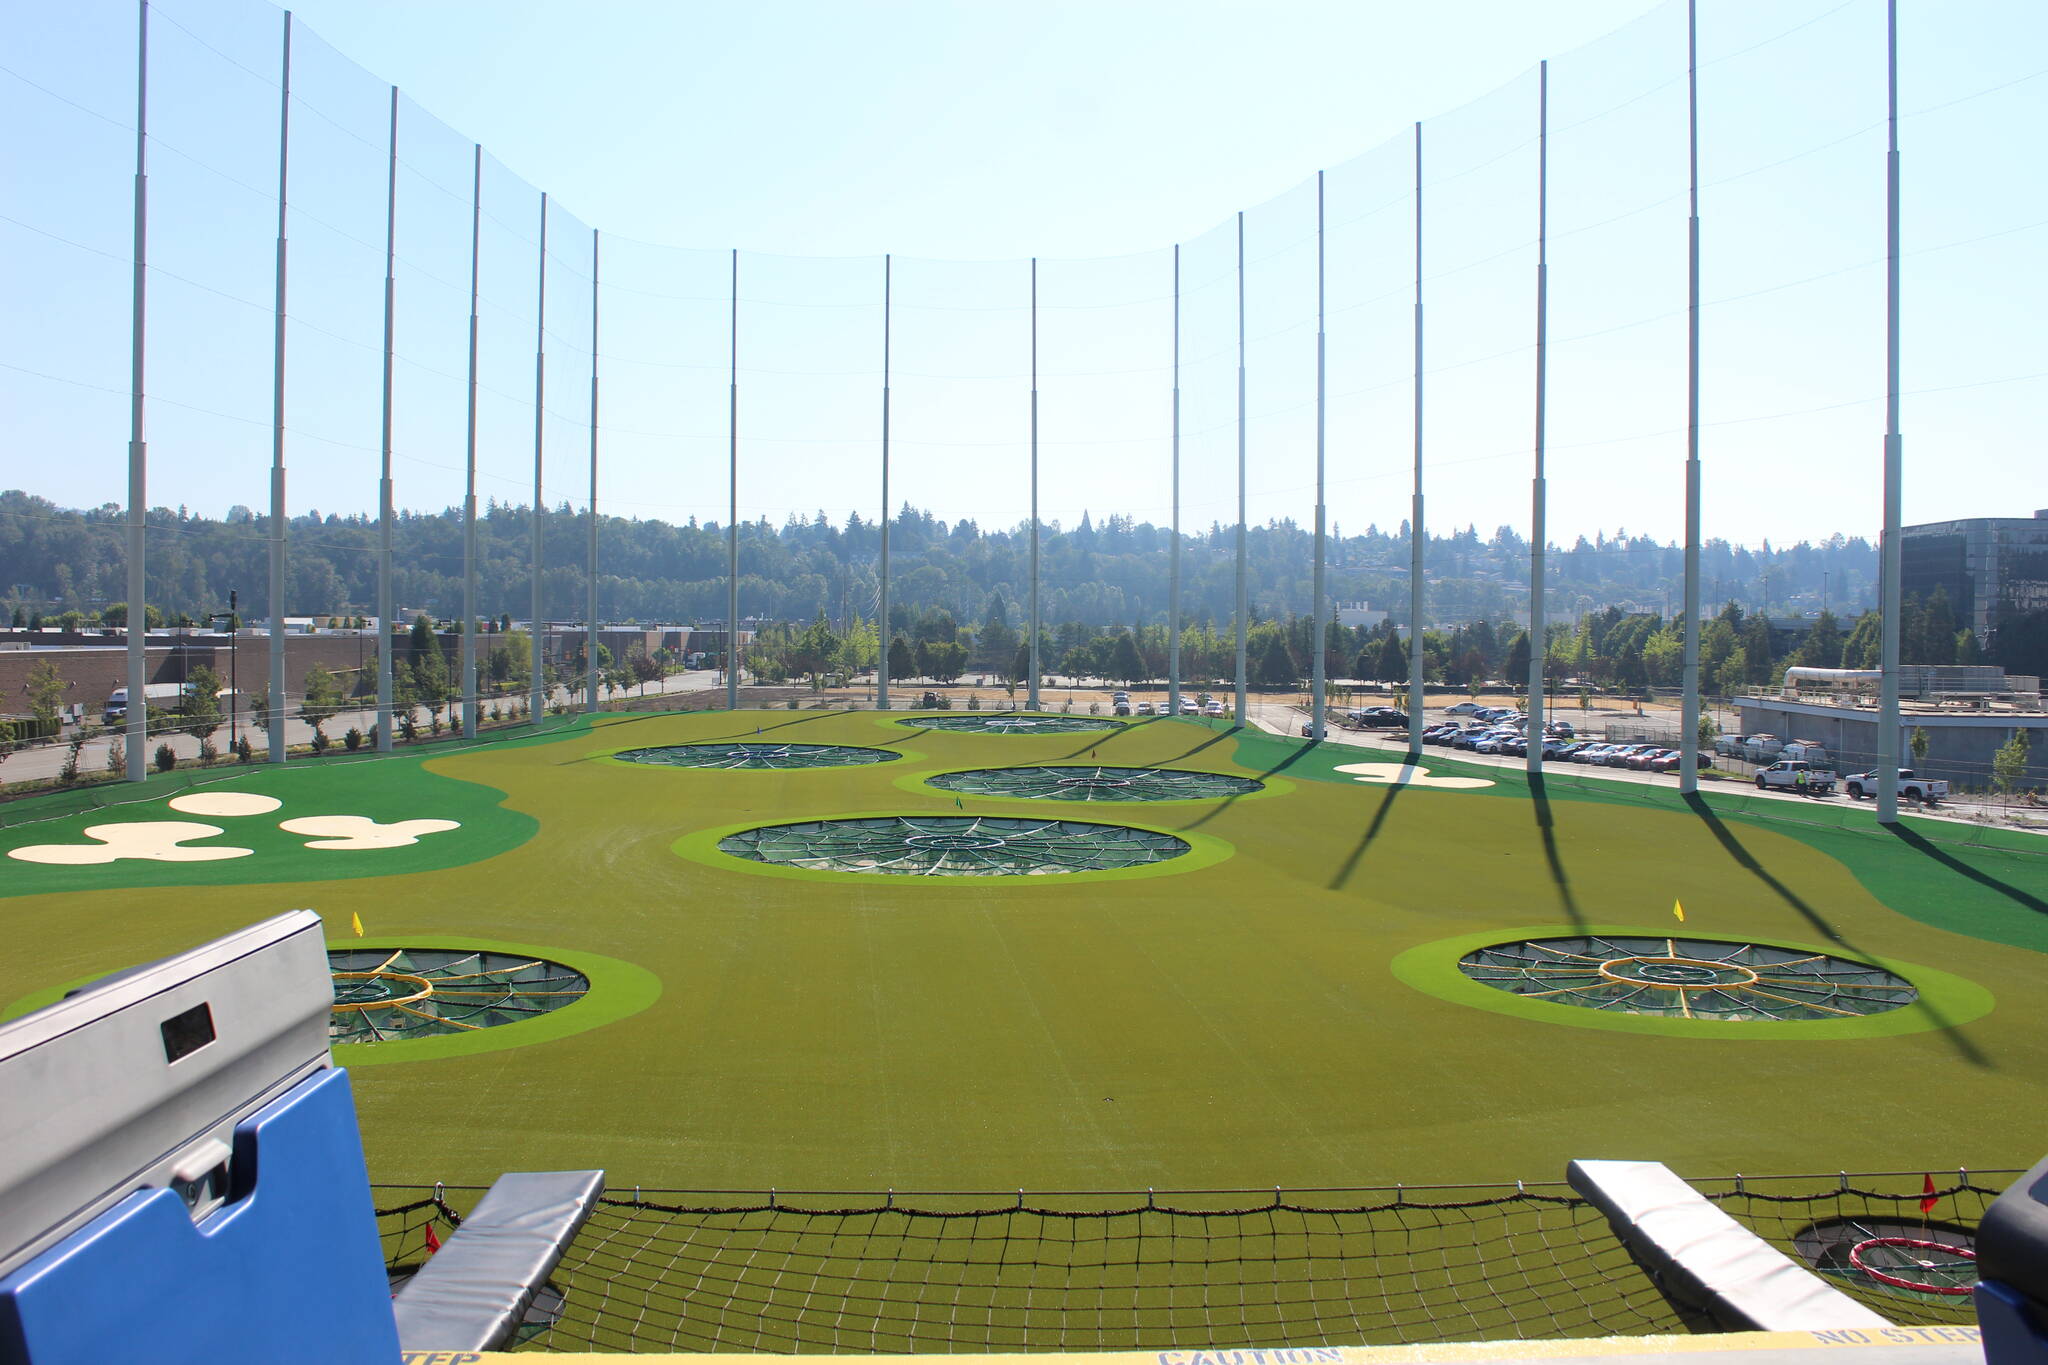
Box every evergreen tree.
[887,635,915,682]
[1374,633,1408,684]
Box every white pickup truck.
[1843,768,1949,804]
[1754,759,1837,794]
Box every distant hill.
[0,488,1876,629]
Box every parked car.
[1843,768,1948,804]
[1202,699,1225,717]
[1135,701,1155,716]
[1113,700,1132,716]
[1360,711,1410,729]
[1444,701,1484,716]
[1626,747,1674,770]
[1755,759,1836,794]
[1779,741,1831,767]
[1544,721,1576,739]
[1714,734,1752,758]
[1741,734,1786,763]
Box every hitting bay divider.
[1568,1160,1891,1331]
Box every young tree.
[177,665,223,745]
[25,659,65,730]
[299,664,346,741]
[1991,728,2031,796]
[1955,628,1982,666]
[629,652,663,694]
[410,630,452,724]
[1910,726,1930,767]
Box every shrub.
[343,727,363,752]
[198,737,219,767]
[235,734,253,763]
[153,742,176,773]
[59,736,83,783]
[310,729,330,755]
[967,695,981,711]
[399,714,418,743]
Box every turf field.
[3,708,2044,1193]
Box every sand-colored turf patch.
[7,822,252,864]
[1334,761,1495,789]
[168,791,284,817]
[279,815,461,850]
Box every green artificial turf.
[1,709,2042,1198]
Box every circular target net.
[1456,935,1917,1021]
[900,714,1122,735]
[1794,1218,1978,1300]
[614,742,897,770]
[717,815,1189,876]
[928,765,1262,803]
[328,948,591,1043]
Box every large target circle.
[927,766,1263,803]
[714,815,1190,877]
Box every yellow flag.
[351,912,364,938]
[1672,900,1686,923]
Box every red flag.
[1920,1174,1938,1215]
[423,1223,442,1254]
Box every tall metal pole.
[375,85,398,752]
[124,0,149,782]
[1680,0,1704,794]
[586,228,600,714]
[1028,258,1042,710]
[1527,61,1549,778]
[726,248,739,711]
[1408,121,1428,757]
[266,12,291,764]
[460,143,480,739]
[1877,0,1904,823]
[529,193,547,725]
[1311,172,1328,742]
[1168,245,1182,716]
[1234,211,1248,724]
[878,254,892,709]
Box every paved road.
[0,669,726,786]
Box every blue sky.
[4,0,2044,555]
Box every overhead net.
[903,715,1124,735]
[1456,935,1918,1021]
[328,948,590,1043]
[717,815,1188,876]
[614,743,899,770]
[928,766,1261,803]
[371,1183,1701,1353]
[1698,1173,2015,1325]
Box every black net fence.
[376,1183,1706,1353]
[1700,1171,2017,1328]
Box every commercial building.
[1900,508,2048,644]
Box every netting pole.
[586,228,599,715]
[1407,120,1427,759]
[1680,0,1703,795]
[1168,245,1181,716]
[267,12,292,764]
[1526,62,1549,778]
[461,144,480,740]
[1234,211,1248,725]
[726,249,739,712]
[878,254,891,710]
[1311,171,1328,743]
[1028,258,1042,712]
[529,194,548,727]
[1877,0,1903,824]
[376,86,399,754]
[124,0,149,782]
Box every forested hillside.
[1,488,1877,632]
